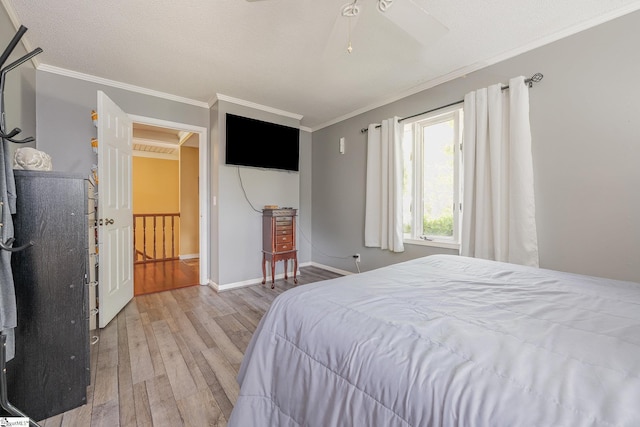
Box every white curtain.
[461,76,539,267]
[365,117,404,253]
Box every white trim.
[128,114,210,286]
[310,262,354,276]
[404,238,460,251]
[310,2,640,132]
[213,271,302,292]
[214,93,303,121]
[300,126,313,133]
[39,64,209,108]
[179,254,199,260]
[132,150,178,160]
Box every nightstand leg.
[284,259,288,280]
[271,259,276,289]
[293,254,298,284]
[261,253,266,285]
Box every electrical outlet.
[354,253,361,263]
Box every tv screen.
[225,113,299,172]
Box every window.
[402,106,462,249]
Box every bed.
[229,254,640,426]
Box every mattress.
[229,255,640,426]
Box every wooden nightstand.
[262,208,298,288]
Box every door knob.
[105,218,115,225]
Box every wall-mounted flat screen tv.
[225,113,299,172]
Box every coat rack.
[0,25,42,427]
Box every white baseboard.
[213,270,302,292]
[310,262,354,276]
[208,262,352,293]
[179,254,199,260]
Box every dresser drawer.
[276,243,294,252]
[275,225,292,235]
[276,234,293,244]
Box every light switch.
[339,137,345,154]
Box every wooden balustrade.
[133,213,180,264]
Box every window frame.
[402,105,462,250]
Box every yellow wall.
[133,157,179,213]
[180,146,200,256]
[133,157,180,259]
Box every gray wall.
[312,10,640,283]
[1,9,37,159]
[213,100,307,286]
[35,70,209,174]
[298,130,312,263]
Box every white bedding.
[229,255,640,426]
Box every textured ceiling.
[5,0,640,129]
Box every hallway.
[134,259,200,296]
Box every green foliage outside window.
[423,214,453,237]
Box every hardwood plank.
[151,320,198,401]
[193,351,234,421]
[117,311,137,427]
[161,292,210,354]
[201,346,240,404]
[215,314,253,353]
[177,388,226,427]
[90,399,119,427]
[140,312,167,377]
[231,311,258,334]
[192,307,244,367]
[125,315,155,385]
[60,400,92,427]
[200,288,237,317]
[92,320,118,406]
[185,310,216,348]
[135,259,200,296]
[133,381,153,427]
[172,330,210,392]
[41,414,62,426]
[145,374,183,427]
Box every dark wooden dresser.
[7,170,91,421]
[262,208,297,288]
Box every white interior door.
[97,91,134,328]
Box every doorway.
[129,115,209,295]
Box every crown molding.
[311,2,640,132]
[214,93,303,121]
[37,64,210,109]
[299,126,313,133]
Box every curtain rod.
[360,73,543,133]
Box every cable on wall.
[237,165,358,267]
[237,167,262,213]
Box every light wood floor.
[39,266,342,427]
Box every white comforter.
[229,255,640,426]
